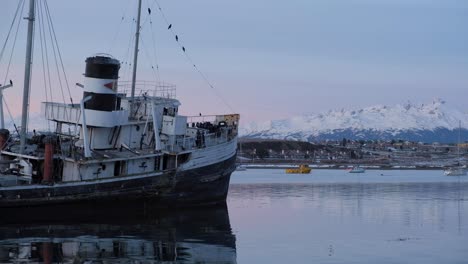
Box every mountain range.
[241,99,468,143]
[4,99,468,144]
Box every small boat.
[285,164,311,174]
[444,167,467,176]
[348,166,365,173]
[444,121,466,176]
[235,141,247,171]
[235,165,247,171]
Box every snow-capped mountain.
[241,99,468,143]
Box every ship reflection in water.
[0,203,236,263]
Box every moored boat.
[0,0,239,208]
[235,165,247,171]
[285,164,311,174]
[443,121,466,176]
[348,166,365,173]
[444,167,467,176]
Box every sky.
[0,0,467,125]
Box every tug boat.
[285,164,311,174]
[0,1,239,208]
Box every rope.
[107,0,132,54]
[122,33,136,82]
[0,0,24,65]
[1,0,25,133]
[37,0,52,131]
[148,11,161,82]
[2,0,25,85]
[44,0,74,105]
[3,100,19,135]
[150,0,235,113]
[140,38,160,82]
[43,2,66,107]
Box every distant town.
[238,138,467,169]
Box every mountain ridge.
[241,99,468,143]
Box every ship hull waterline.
[0,154,236,208]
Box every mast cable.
[37,0,52,131]
[44,1,66,106]
[148,12,161,82]
[120,14,136,82]
[44,0,73,105]
[107,0,132,54]
[140,38,160,82]
[122,33,135,82]
[3,100,19,135]
[2,0,26,86]
[1,0,26,133]
[150,0,235,112]
[0,0,25,65]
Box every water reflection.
[229,182,468,231]
[228,181,468,263]
[0,203,236,263]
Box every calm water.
[1,169,467,263]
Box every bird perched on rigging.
[168,24,172,29]
[182,47,186,52]
[175,35,178,41]
[148,8,151,14]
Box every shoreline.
[240,164,445,170]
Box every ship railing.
[186,115,218,124]
[187,114,240,128]
[118,81,176,99]
[164,126,232,152]
[203,132,228,146]
[41,102,81,124]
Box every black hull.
[0,154,236,208]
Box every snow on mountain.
[241,99,468,143]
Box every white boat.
[235,165,247,171]
[444,121,466,176]
[348,166,365,173]
[235,140,247,171]
[444,167,467,176]
[0,0,239,208]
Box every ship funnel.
[83,56,121,112]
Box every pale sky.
[1,0,467,124]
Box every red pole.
[41,242,53,264]
[0,129,9,150]
[43,136,55,183]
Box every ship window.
[177,153,190,165]
[154,157,161,171]
[162,155,176,170]
[114,161,121,176]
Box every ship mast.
[130,0,142,117]
[19,0,36,154]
